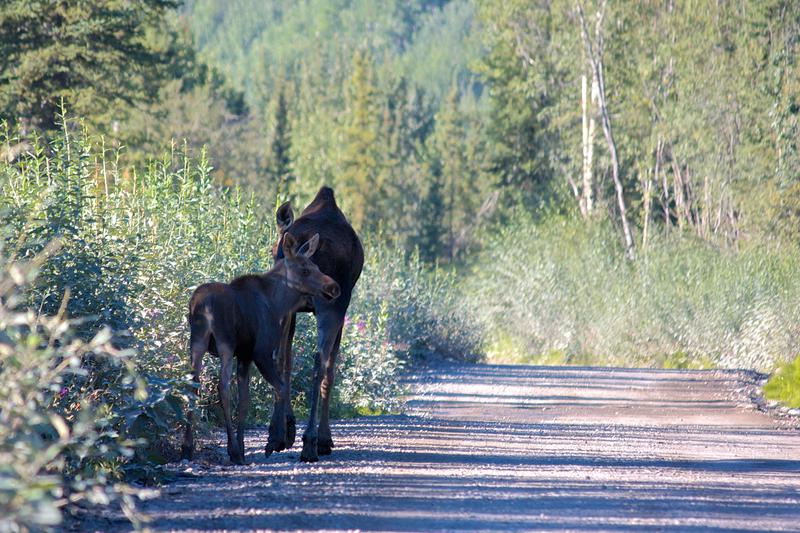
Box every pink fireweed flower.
[59,387,69,399]
[357,320,366,333]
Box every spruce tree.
[268,86,294,198]
[0,0,179,131]
[434,82,467,258]
[418,162,446,262]
[338,50,381,231]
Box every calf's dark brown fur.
[181,233,340,464]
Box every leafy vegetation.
[765,355,800,408]
[2,0,800,528]
[466,212,800,371]
[0,0,179,130]
[0,245,154,531]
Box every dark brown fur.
[181,234,340,464]
[271,186,364,462]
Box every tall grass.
[466,211,800,371]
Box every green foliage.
[0,247,159,530]
[284,237,482,419]
[356,239,482,361]
[185,0,479,105]
[338,50,382,231]
[466,212,800,371]
[0,0,179,131]
[183,0,492,256]
[476,0,800,243]
[765,355,800,408]
[267,86,294,198]
[476,0,566,203]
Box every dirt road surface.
[93,363,800,531]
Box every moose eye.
[301,268,311,277]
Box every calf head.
[281,233,340,301]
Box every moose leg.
[283,313,297,448]
[252,339,286,458]
[301,313,342,463]
[236,358,251,463]
[269,313,297,450]
[181,333,207,460]
[317,326,343,456]
[218,344,244,465]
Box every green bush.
[764,355,800,408]
[270,239,483,420]
[355,239,482,361]
[465,211,800,371]
[0,244,159,531]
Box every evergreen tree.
[434,82,468,258]
[418,162,446,262]
[477,1,569,210]
[338,50,382,231]
[378,78,437,247]
[267,86,294,199]
[0,0,179,131]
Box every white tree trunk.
[577,1,635,257]
[581,74,597,217]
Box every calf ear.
[283,232,298,259]
[276,201,294,232]
[298,233,320,258]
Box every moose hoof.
[317,437,334,456]
[300,435,319,463]
[286,415,297,448]
[266,440,286,457]
[180,444,194,461]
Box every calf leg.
[268,313,296,451]
[317,326,343,456]
[283,314,297,448]
[218,343,244,465]
[251,337,286,458]
[236,358,251,462]
[301,313,342,463]
[181,331,207,460]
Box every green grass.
[764,355,800,408]
[464,211,800,372]
[658,351,715,370]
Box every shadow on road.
[106,363,800,532]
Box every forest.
[1,0,800,528]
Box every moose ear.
[276,201,294,232]
[283,232,298,259]
[298,233,320,258]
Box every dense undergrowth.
[466,210,800,372]
[0,119,479,530]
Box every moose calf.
[182,233,340,465]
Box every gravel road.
[87,363,800,532]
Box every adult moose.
[270,186,363,462]
[181,233,341,465]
